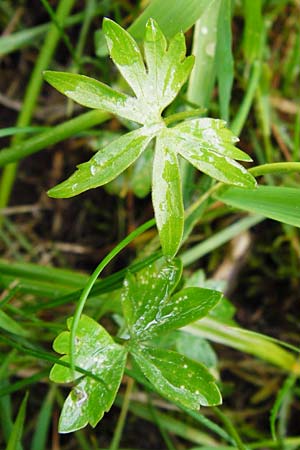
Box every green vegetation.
[0,1,299,449]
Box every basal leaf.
[43,71,142,124]
[48,127,154,198]
[142,287,222,337]
[121,257,182,338]
[103,18,147,99]
[170,131,256,188]
[175,119,252,162]
[132,347,222,408]
[50,315,127,433]
[152,134,184,257]
[144,19,194,112]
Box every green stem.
[185,181,221,218]
[69,218,156,374]
[0,0,76,210]
[250,162,300,177]
[181,215,263,266]
[231,60,261,136]
[109,378,134,450]
[73,0,95,70]
[147,399,177,450]
[40,0,79,65]
[164,108,206,125]
[212,407,248,450]
[0,111,110,168]
[0,8,104,57]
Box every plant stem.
[250,162,300,177]
[0,0,75,210]
[231,60,261,136]
[147,399,177,450]
[181,215,263,266]
[39,0,79,66]
[0,111,110,168]
[164,108,206,125]
[69,218,156,374]
[185,181,221,218]
[109,377,134,450]
[212,406,248,450]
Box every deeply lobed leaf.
[145,286,222,336]
[121,257,222,339]
[43,71,143,124]
[144,19,194,112]
[121,258,182,337]
[44,18,255,258]
[103,18,147,99]
[152,134,184,257]
[50,315,127,433]
[167,128,256,188]
[132,347,222,409]
[48,127,155,198]
[174,118,252,161]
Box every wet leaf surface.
[132,346,222,409]
[50,315,127,433]
[121,257,182,338]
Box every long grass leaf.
[216,186,300,228]
[129,0,210,39]
[216,0,234,121]
[5,393,28,450]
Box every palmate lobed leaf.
[167,129,256,188]
[50,315,127,433]
[121,257,182,336]
[152,135,184,257]
[146,286,222,337]
[144,18,195,113]
[132,347,222,409]
[48,127,156,198]
[43,71,143,124]
[174,118,252,162]
[122,257,222,339]
[103,18,147,100]
[51,260,223,432]
[44,17,255,257]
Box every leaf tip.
[47,182,72,199]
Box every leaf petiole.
[164,108,207,126]
[69,218,155,375]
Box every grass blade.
[30,387,55,450]
[216,185,300,228]
[187,0,221,108]
[129,0,210,39]
[5,392,28,450]
[216,0,234,121]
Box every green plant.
[2,3,300,448]
[41,17,256,434]
[44,18,256,257]
[51,258,222,432]
[40,16,300,438]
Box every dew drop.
[201,26,208,35]
[90,165,97,176]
